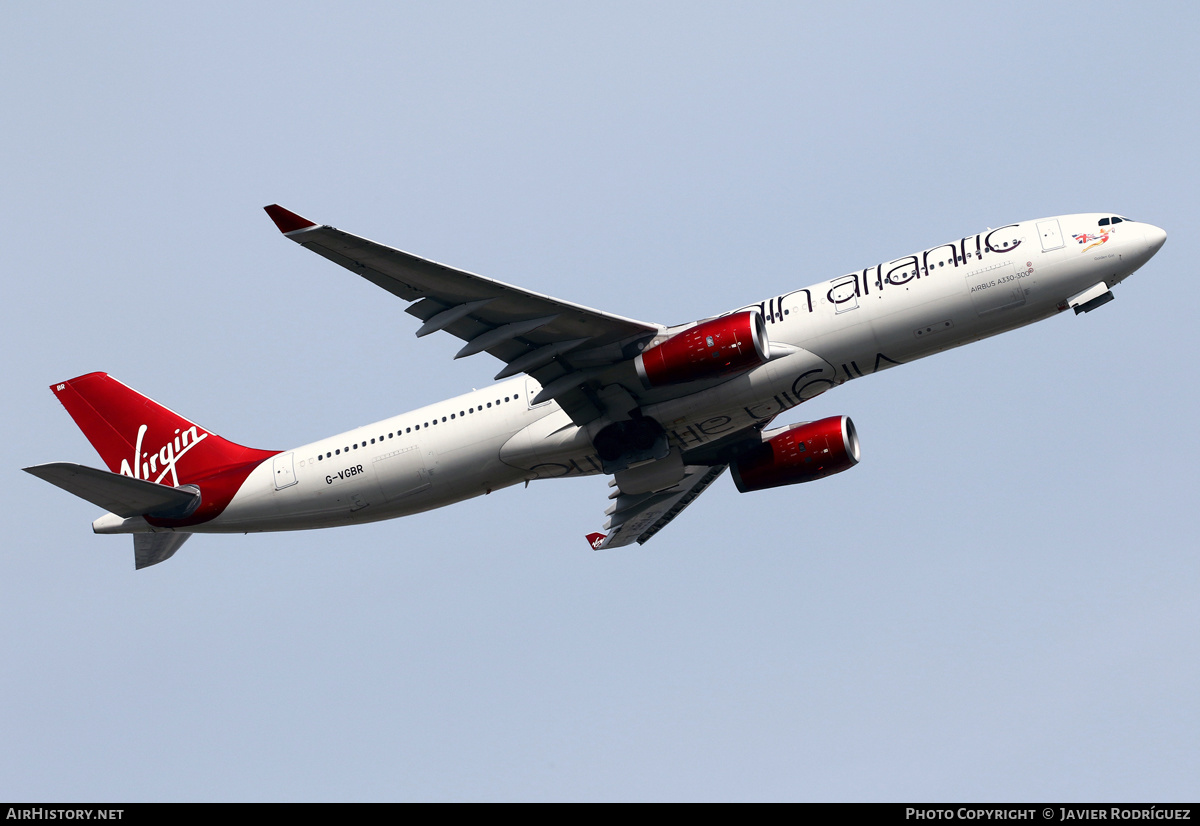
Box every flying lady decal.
[1072,228,1113,253]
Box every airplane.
[24,207,1167,568]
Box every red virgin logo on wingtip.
[586,532,606,550]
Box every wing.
[592,464,727,549]
[264,205,662,424]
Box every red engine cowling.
[731,415,860,493]
[635,311,769,388]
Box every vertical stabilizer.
[50,373,276,487]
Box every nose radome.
[1143,224,1167,254]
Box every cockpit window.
[1099,217,1110,226]
[1111,217,1123,224]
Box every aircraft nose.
[1143,223,1167,255]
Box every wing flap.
[595,464,727,549]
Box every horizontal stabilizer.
[23,462,200,519]
[134,532,191,569]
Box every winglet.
[586,532,607,551]
[263,204,316,234]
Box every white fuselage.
[107,213,1163,535]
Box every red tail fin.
[51,373,277,487]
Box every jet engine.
[635,311,769,388]
[731,415,860,493]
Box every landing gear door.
[1037,219,1064,252]
[272,452,298,490]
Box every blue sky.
[2,1,1197,801]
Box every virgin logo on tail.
[118,423,208,486]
